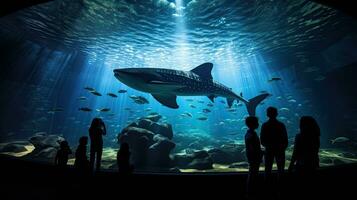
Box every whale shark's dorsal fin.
[191,63,213,80]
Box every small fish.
[288,99,297,103]
[219,122,225,125]
[77,96,87,101]
[314,75,326,81]
[203,108,211,113]
[189,104,196,108]
[185,99,194,102]
[181,112,193,118]
[219,100,225,104]
[124,108,131,111]
[79,107,92,112]
[134,100,147,104]
[96,108,111,112]
[197,116,208,121]
[118,89,127,93]
[90,91,102,96]
[268,77,282,82]
[331,137,350,144]
[286,95,293,99]
[303,67,319,73]
[279,108,290,112]
[49,108,64,112]
[278,116,287,120]
[137,96,149,103]
[207,103,214,107]
[237,103,243,107]
[84,87,96,92]
[227,108,237,112]
[241,126,248,131]
[197,100,205,104]
[107,93,118,98]
[276,96,282,100]
[130,95,149,104]
[145,108,152,112]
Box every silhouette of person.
[117,142,133,175]
[288,116,320,198]
[55,141,72,167]
[74,136,90,173]
[289,116,320,174]
[245,116,263,198]
[260,107,288,180]
[89,118,106,172]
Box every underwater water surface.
[0,0,357,172]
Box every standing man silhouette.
[89,118,106,172]
[260,107,288,181]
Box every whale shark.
[113,63,269,116]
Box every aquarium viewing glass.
[0,0,357,173]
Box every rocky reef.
[0,132,70,163]
[24,132,67,162]
[118,114,176,170]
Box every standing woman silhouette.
[89,118,106,172]
[289,116,320,174]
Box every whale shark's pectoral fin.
[208,95,215,103]
[152,94,179,109]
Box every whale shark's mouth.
[113,69,135,76]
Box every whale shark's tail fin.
[244,93,270,116]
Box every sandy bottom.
[1,143,356,173]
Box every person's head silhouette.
[60,141,69,149]
[266,106,278,119]
[90,118,102,128]
[79,136,88,146]
[245,116,259,130]
[300,116,320,137]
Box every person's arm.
[260,124,266,147]
[102,121,107,135]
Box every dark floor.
[1,155,356,200]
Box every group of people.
[244,106,320,198]
[55,118,133,174]
[54,106,320,195]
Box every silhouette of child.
[245,116,263,198]
[55,141,72,167]
[117,142,133,174]
[74,136,90,172]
